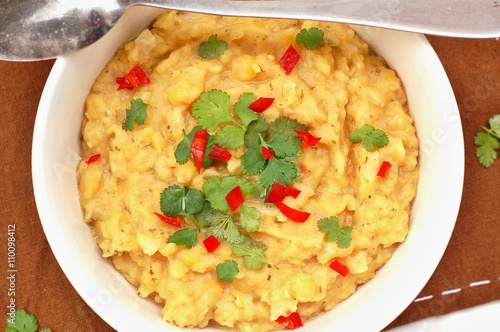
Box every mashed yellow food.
[77,11,419,331]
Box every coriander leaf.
[195,201,217,228]
[6,310,38,332]
[269,116,308,138]
[122,98,149,131]
[474,131,499,168]
[203,176,254,211]
[266,132,301,158]
[239,205,261,232]
[160,185,205,216]
[167,228,199,248]
[348,124,389,152]
[488,114,500,138]
[198,34,228,60]
[318,216,352,248]
[175,126,202,164]
[213,124,246,149]
[216,260,239,282]
[259,157,299,188]
[244,115,269,147]
[192,89,233,131]
[205,211,240,244]
[241,146,266,175]
[296,27,326,50]
[232,234,268,270]
[234,92,259,127]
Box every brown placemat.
[1,35,499,331]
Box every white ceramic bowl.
[32,6,464,332]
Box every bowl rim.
[32,7,464,332]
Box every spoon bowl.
[1,0,500,61]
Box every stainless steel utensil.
[1,0,499,61]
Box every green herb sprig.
[6,309,52,332]
[475,114,500,167]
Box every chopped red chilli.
[329,259,350,277]
[377,160,392,178]
[261,146,275,160]
[279,45,300,75]
[275,312,303,330]
[116,66,150,90]
[275,201,310,222]
[284,186,301,199]
[86,153,101,165]
[154,212,182,228]
[249,97,275,113]
[295,130,321,149]
[190,129,208,173]
[203,235,221,253]
[207,145,232,162]
[265,182,288,203]
[226,186,245,212]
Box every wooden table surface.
[1,35,499,331]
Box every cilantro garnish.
[191,90,262,151]
[192,89,233,131]
[317,217,353,248]
[174,126,215,167]
[241,146,266,175]
[161,177,261,247]
[258,157,299,188]
[160,185,205,216]
[244,115,269,147]
[241,116,305,189]
[348,124,389,152]
[6,309,52,332]
[234,92,259,127]
[203,176,254,211]
[174,126,200,164]
[232,234,268,270]
[205,209,241,244]
[296,27,326,50]
[198,34,228,60]
[239,205,261,232]
[475,114,500,167]
[122,98,149,131]
[216,260,239,282]
[213,125,246,149]
[167,228,199,248]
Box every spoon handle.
[137,0,500,38]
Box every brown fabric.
[0,35,499,331]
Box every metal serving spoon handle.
[1,0,499,61]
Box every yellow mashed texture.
[77,11,419,331]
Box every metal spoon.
[1,0,499,61]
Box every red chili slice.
[261,146,275,160]
[249,97,275,113]
[207,145,232,162]
[329,259,350,277]
[284,186,301,199]
[295,130,321,149]
[275,312,303,330]
[275,201,310,222]
[116,66,150,90]
[154,212,182,228]
[86,153,101,165]
[265,182,288,203]
[203,235,221,253]
[279,45,300,75]
[226,186,245,212]
[377,161,392,178]
[190,129,208,173]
